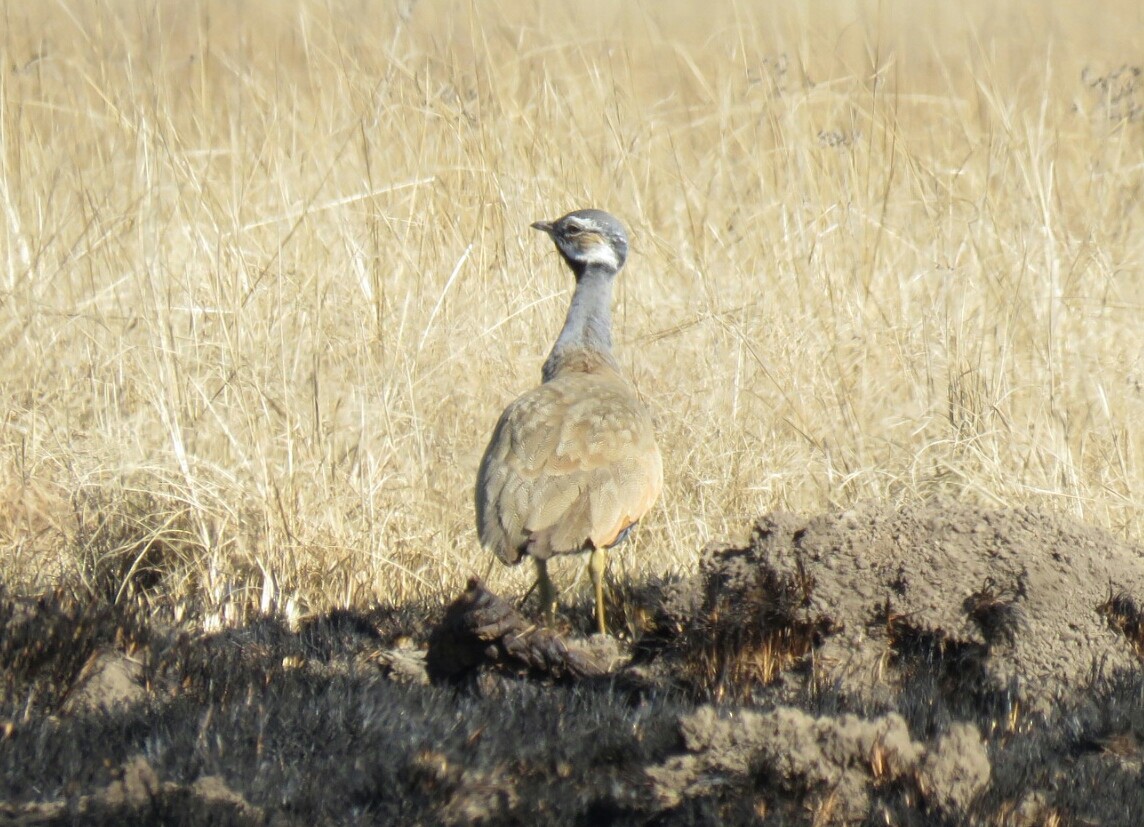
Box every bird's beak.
[530,220,554,235]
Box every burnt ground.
[4,500,1144,826]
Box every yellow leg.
[588,546,608,636]
[535,557,557,626]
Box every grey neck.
[542,266,617,380]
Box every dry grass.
[1,0,1142,622]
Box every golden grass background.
[1,0,1142,622]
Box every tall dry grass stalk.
[1,0,1142,621]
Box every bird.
[475,209,663,636]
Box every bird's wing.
[476,374,661,563]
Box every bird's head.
[531,209,629,278]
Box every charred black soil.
[4,501,1144,826]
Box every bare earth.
[4,501,1144,825]
[719,502,1144,714]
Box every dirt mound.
[0,754,262,825]
[648,707,988,821]
[690,501,1144,714]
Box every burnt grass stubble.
[4,503,1144,826]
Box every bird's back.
[476,355,662,566]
